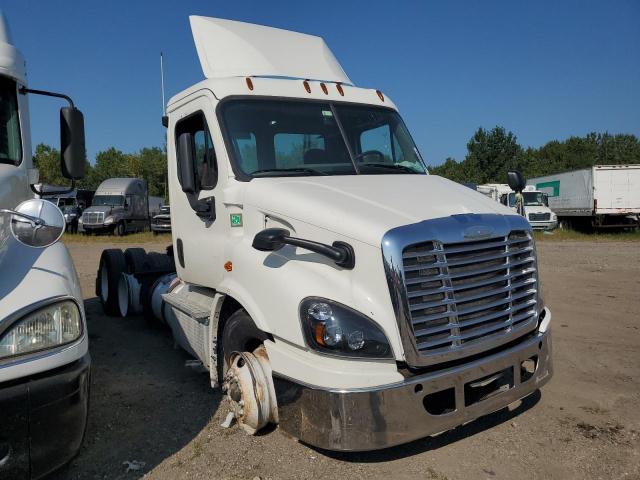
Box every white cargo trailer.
[529,165,640,228]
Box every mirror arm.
[0,209,44,227]
[19,87,75,108]
[285,236,356,269]
[30,179,76,197]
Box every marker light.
[376,90,385,101]
[320,83,328,95]
[246,77,254,91]
[303,80,311,93]
[336,83,344,96]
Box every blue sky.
[1,0,638,166]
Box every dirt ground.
[51,239,640,480]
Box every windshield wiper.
[359,163,418,174]
[252,167,328,177]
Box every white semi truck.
[0,11,89,479]
[529,165,640,229]
[104,16,553,451]
[478,184,558,230]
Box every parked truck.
[0,11,90,479]
[80,177,149,235]
[478,184,558,230]
[100,16,553,451]
[529,165,640,229]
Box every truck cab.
[80,177,149,236]
[500,186,558,230]
[0,11,89,479]
[161,16,553,451]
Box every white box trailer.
[529,165,640,228]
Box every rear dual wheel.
[98,249,126,316]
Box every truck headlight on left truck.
[0,300,82,359]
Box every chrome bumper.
[275,328,552,451]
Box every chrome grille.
[82,211,104,225]
[528,212,550,221]
[401,231,538,355]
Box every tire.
[98,249,126,316]
[218,309,268,384]
[115,221,126,236]
[123,248,148,274]
[146,251,175,272]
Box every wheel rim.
[100,263,109,303]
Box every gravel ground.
[50,239,640,480]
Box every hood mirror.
[507,170,526,192]
[2,199,65,248]
[252,228,288,251]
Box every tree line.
[33,127,639,197]
[33,144,168,199]
[429,128,640,184]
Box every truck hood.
[83,205,119,216]
[243,175,513,246]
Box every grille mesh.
[82,212,104,225]
[528,213,550,221]
[402,231,538,355]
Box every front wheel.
[219,310,277,434]
[115,221,126,236]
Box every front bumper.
[275,325,552,451]
[80,224,113,234]
[529,220,558,230]
[151,223,171,232]
[0,353,90,479]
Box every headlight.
[0,301,82,359]
[300,298,392,358]
[104,216,114,225]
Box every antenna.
[160,52,168,127]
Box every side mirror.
[252,228,289,251]
[4,199,66,248]
[60,107,86,180]
[177,132,196,194]
[507,170,526,192]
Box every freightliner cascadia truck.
[0,11,89,479]
[102,16,553,451]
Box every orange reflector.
[336,83,344,96]
[246,77,254,91]
[376,90,385,101]
[303,80,311,93]
[224,261,233,272]
[320,83,328,95]
[314,323,325,346]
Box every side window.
[274,133,325,168]
[175,112,218,191]
[360,125,392,162]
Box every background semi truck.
[529,165,640,229]
[99,16,553,451]
[80,177,150,235]
[0,11,89,479]
[478,184,558,230]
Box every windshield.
[92,195,125,207]
[221,99,426,178]
[0,76,22,165]
[508,192,549,207]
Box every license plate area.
[464,367,514,407]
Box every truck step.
[162,291,212,323]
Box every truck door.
[170,97,224,287]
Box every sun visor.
[189,16,352,84]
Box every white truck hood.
[244,175,513,247]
